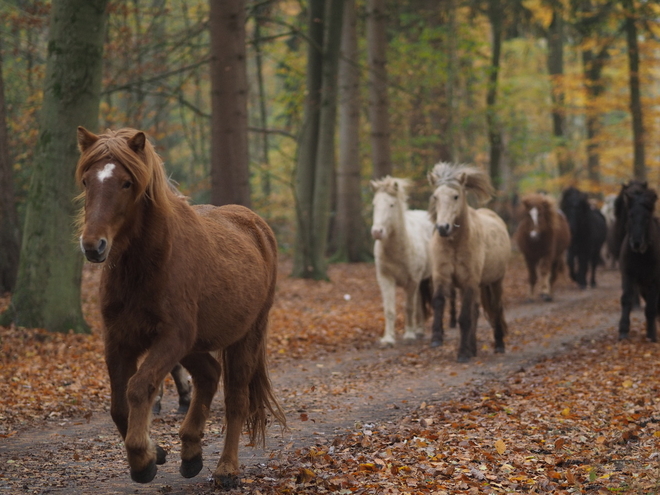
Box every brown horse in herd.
[513,193,571,301]
[76,127,285,488]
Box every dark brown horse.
[513,193,571,301]
[76,127,285,488]
[616,182,660,342]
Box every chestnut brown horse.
[513,193,571,301]
[76,127,285,488]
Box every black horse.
[617,183,660,342]
[560,187,607,289]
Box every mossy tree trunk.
[8,0,108,333]
[0,37,20,294]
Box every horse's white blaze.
[529,206,539,239]
[433,184,462,234]
[97,163,116,182]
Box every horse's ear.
[128,131,147,154]
[427,171,435,186]
[77,127,99,153]
[458,172,467,185]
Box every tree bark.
[334,0,368,263]
[582,46,607,185]
[209,0,251,207]
[8,0,108,333]
[253,3,271,196]
[486,0,503,191]
[292,0,325,278]
[367,0,392,179]
[546,5,573,176]
[0,37,20,294]
[622,0,645,181]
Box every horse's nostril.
[98,238,107,254]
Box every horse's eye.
[454,195,459,200]
[122,181,133,190]
[82,179,87,188]
[390,203,394,208]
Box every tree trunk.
[582,47,607,185]
[292,0,325,278]
[546,6,573,176]
[623,0,645,181]
[0,37,20,294]
[8,0,108,333]
[209,0,251,207]
[310,0,345,279]
[366,0,392,179]
[334,0,368,263]
[253,4,271,197]
[486,0,503,191]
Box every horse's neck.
[110,200,172,270]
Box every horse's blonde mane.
[75,128,176,216]
[428,162,494,206]
[371,176,411,205]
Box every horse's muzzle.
[436,224,451,237]
[81,237,109,263]
[630,239,648,254]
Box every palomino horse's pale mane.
[428,162,494,206]
[371,176,411,204]
[75,128,176,215]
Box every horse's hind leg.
[449,287,457,329]
[403,284,420,341]
[171,363,192,413]
[457,287,478,362]
[481,280,507,354]
[213,332,266,488]
[177,352,221,479]
[644,284,659,342]
[152,364,191,415]
[430,285,447,348]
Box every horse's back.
[475,208,511,283]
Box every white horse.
[371,176,454,345]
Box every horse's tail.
[419,277,433,320]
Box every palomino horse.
[560,187,607,289]
[616,182,660,342]
[370,177,455,345]
[427,163,511,362]
[513,193,570,301]
[76,127,285,488]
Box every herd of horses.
[371,165,660,355]
[74,127,659,487]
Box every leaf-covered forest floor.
[1,252,660,494]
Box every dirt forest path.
[0,259,629,494]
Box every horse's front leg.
[619,272,635,340]
[430,285,446,348]
[457,287,477,362]
[106,344,139,440]
[576,252,589,289]
[178,352,221,480]
[524,256,538,300]
[537,256,553,301]
[402,283,419,342]
[124,338,186,483]
[377,273,397,346]
[567,249,576,282]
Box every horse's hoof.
[213,473,241,490]
[177,403,190,415]
[152,402,162,415]
[618,332,630,341]
[494,345,505,354]
[457,354,471,363]
[430,339,443,348]
[156,445,167,465]
[541,294,552,302]
[130,460,157,484]
[378,340,395,348]
[180,454,203,478]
